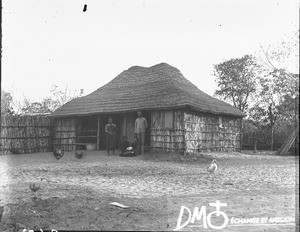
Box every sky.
[2,0,299,103]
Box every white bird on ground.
[207,159,218,173]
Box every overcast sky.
[2,0,299,102]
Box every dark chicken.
[29,183,40,192]
[75,151,83,159]
[54,149,64,160]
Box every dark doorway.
[76,115,98,145]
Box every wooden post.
[123,114,127,137]
[73,118,77,151]
[239,119,243,153]
[97,115,100,150]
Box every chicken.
[29,183,40,192]
[207,159,218,189]
[29,178,43,192]
[54,149,64,160]
[75,151,83,159]
[207,159,218,173]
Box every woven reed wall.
[0,115,52,155]
[184,111,242,153]
[53,117,76,151]
[150,110,185,152]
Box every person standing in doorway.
[134,111,148,155]
[105,117,117,156]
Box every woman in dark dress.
[105,117,117,155]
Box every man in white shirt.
[134,111,148,155]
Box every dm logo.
[174,200,229,230]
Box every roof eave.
[49,104,245,118]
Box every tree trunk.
[270,126,274,150]
[268,103,276,151]
[254,140,257,153]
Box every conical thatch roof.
[51,63,245,117]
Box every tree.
[213,55,258,112]
[42,85,84,113]
[249,31,299,150]
[19,85,84,115]
[258,30,299,78]
[1,89,15,115]
[20,99,51,115]
[251,75,280,150]
[248,71,299,150]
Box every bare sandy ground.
[0,151,298,231]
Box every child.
[119,135,138,157]
[120,136,130,156]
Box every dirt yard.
[0,150,298,231]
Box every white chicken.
[207,159,218,190]
[207,159,218,173]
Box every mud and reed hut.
[50,63,245,153]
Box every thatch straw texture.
[50,63,245,118]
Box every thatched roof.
[51,63,245,117]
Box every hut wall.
[184,111,242,153]
[150,110,185,153]
[53,117,76,151]
[0,115,52,155]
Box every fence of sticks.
[0,114,53,155]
